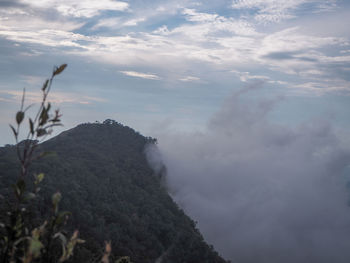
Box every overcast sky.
[0,0,350,145]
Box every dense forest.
[0,119,227,262]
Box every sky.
[0,0,350,145]
[1,0,350,261]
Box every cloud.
[231,70,271,82]
[181,8,260,37]
[182,8,218,22]
[147,87,350,262]
[0,1,349,96]
[153,25,170,35]
[263,51,318,62]
[0,90,106,105]
[257,27,344,57]
[119,71,161,80]
[231,0,339,23]
[19,0,129,18]
[179,76,200,82]
[123,18,146,27]
[91,18,121,30]
[92,17,146,30]
[0,8,83,32]
[291,81,350,95]
[0,27,87,48]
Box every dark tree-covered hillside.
[0,119,227,263]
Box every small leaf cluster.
[9,64,66,179]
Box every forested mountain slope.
[0,120,227,263]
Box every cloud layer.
[231,0,338,23]
[0,0,349,94]
[20,0,129,18]
[148,87,350,262]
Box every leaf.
[16,179,26,195]
[53,64,67,76]
[52,192,62,205]
[55,232,68,261]
[36,128,47,137]
[39,107,49,125]
[28,238,43,258]
[9,124,17,137]
[29,118,34,135]
[42,79,49,91]
[34,173,45,185]
[55,211,71,226]
[31,221,47,239]
[54,232,68,246]
[16,111,25,124]
[58,230,84,262]
[14,214,23,238]
[52,191,62,214]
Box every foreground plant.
[0,64,85,263]
[0,64,134,263]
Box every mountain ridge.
[0,120,227,263]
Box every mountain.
[0,120,227,263]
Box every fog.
[147,87,350,263]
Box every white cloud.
[92,18,121,30]
[0,90,106,105]
[119,71,161,80]
[313,0,338,13]
[231,0,339,23]
[0,2,348,96]
[123,18,146,27]
[179,76,200,82]
[153,25,170,35]
[0,10,346,92]
[0,27,88,48]
[182,8,218,22]
[231,70,271,82]
[92,17,146,30]
[290,80,350,95]
[0,10,83,32]
[181,8,259,37]
[258,27,342,55]
[19,0,129,18]
[254,27,348,77]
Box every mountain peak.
[0,122,227,263]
